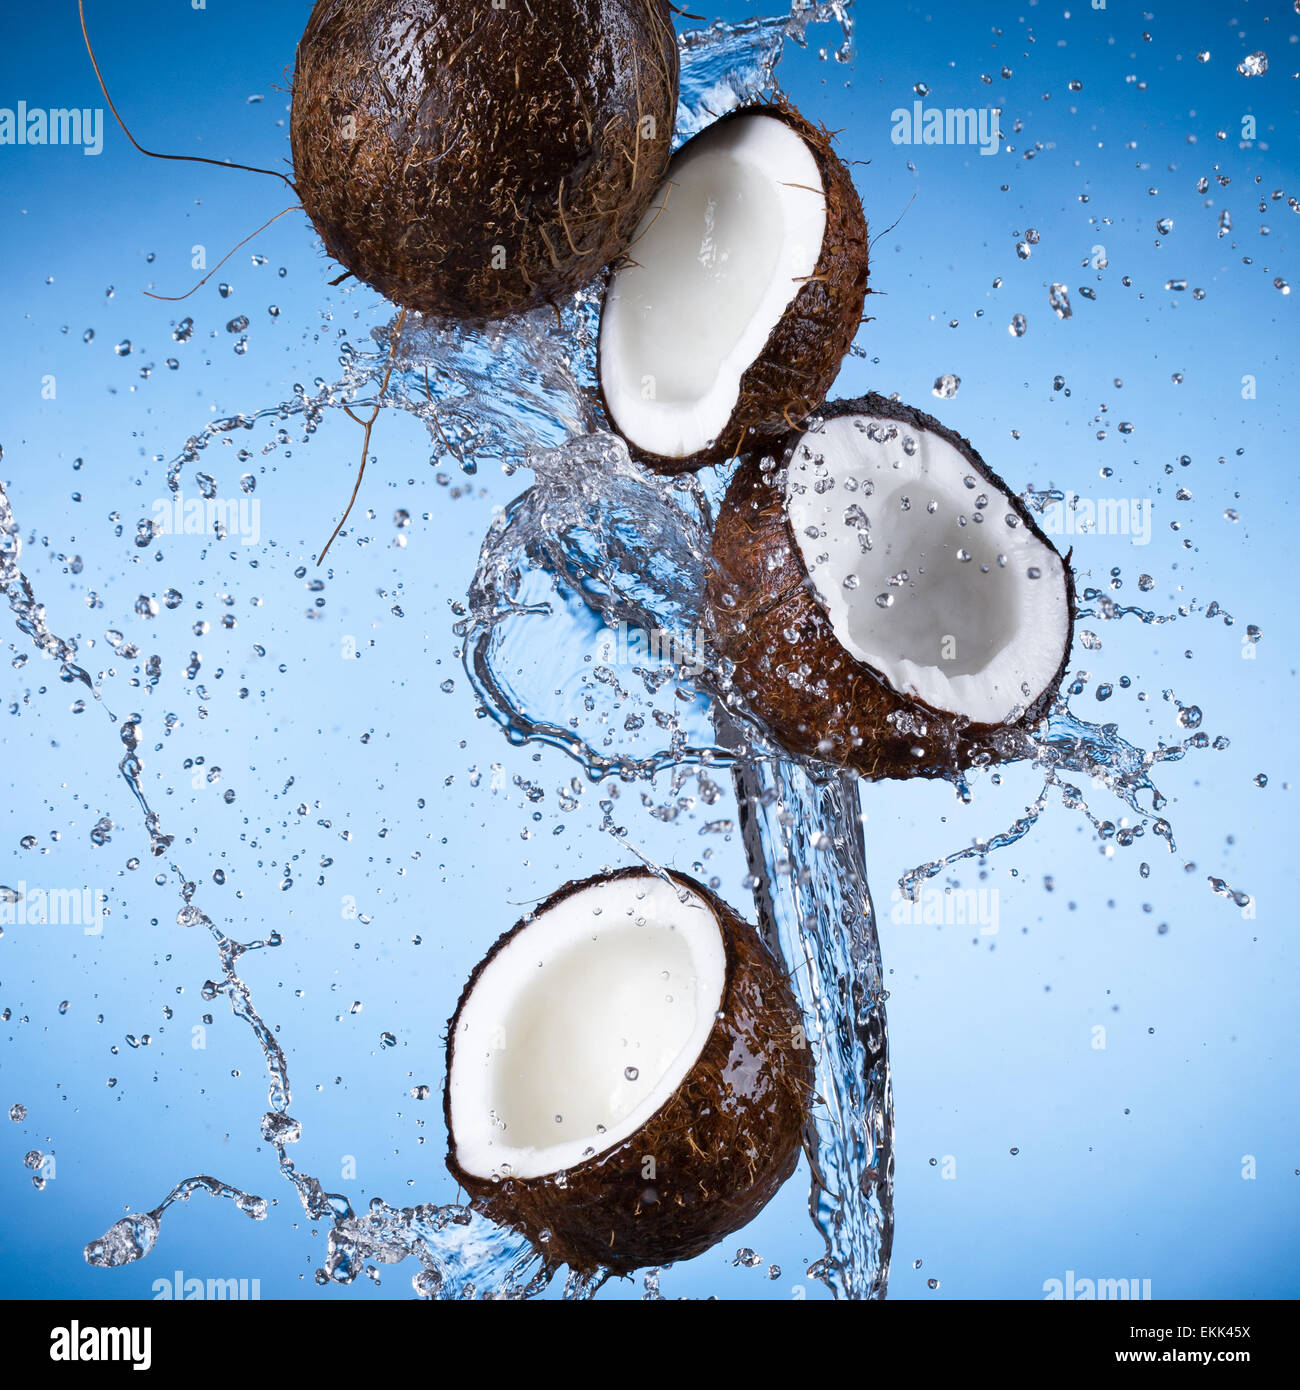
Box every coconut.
[598,102,869,472]
[290,0,679,320]
[705,394,1076,779]
[444,867,811,1275]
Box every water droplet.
[260,1111,302,1144]
[932,373,961,399]
[1237,51,1268,77]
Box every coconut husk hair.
[291,0,679,320]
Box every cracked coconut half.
[598,103,869,471]
[706,394,1076,779]
[444,867,811,1275]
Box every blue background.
[0,0,1296,1299]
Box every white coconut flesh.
[449,875,727,1182]
[600,114,828,460]
[785,414,1070,725]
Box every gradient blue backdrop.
[1,0,1296,1300]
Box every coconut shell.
[705,394,1077,780]
[444,867,812,1276]
[599,100,870,473]
[291,0,678,320]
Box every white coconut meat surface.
[600,114,827,460]
[448,875,727,1182]
[786,413,1070,725]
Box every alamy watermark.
[152,491,261,546]
[1043,1269,1153,1300]
[49,1323,151,1370]
[889,885,999,934]
[152,1270,261,1300]
[1039,493,1152,545]
[0,882,105,935]
[1,103,104,156]
[598,619,707,677]
[891,101,1001,156]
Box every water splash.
[462,432,725,779]
[675,0,853,139]
[725,728,892,1299]
[460,429,895,1293]
[897,702,1186,898]
[2,3,863,1301]
[5,469,558,1297]
[85,1177,266,1269]
[154,1,856,498]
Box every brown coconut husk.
[291,0,679,320]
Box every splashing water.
[4,473,552,1297]
[2,0,1249,1301]
[2,4,880,1301]
[727,734,893,1300]
[85,1176,266,1268]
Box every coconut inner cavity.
[449,875,726,1181]
[600,113,827,459]
[786,413,1069,724]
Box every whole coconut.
[291,0,679,320]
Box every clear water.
[3,1,895,1302]
[1,0,1291,1301]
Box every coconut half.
[598,103,869,471]
[291,0,678,320]
[444,867,810,1275]
[706,394,1076,779]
